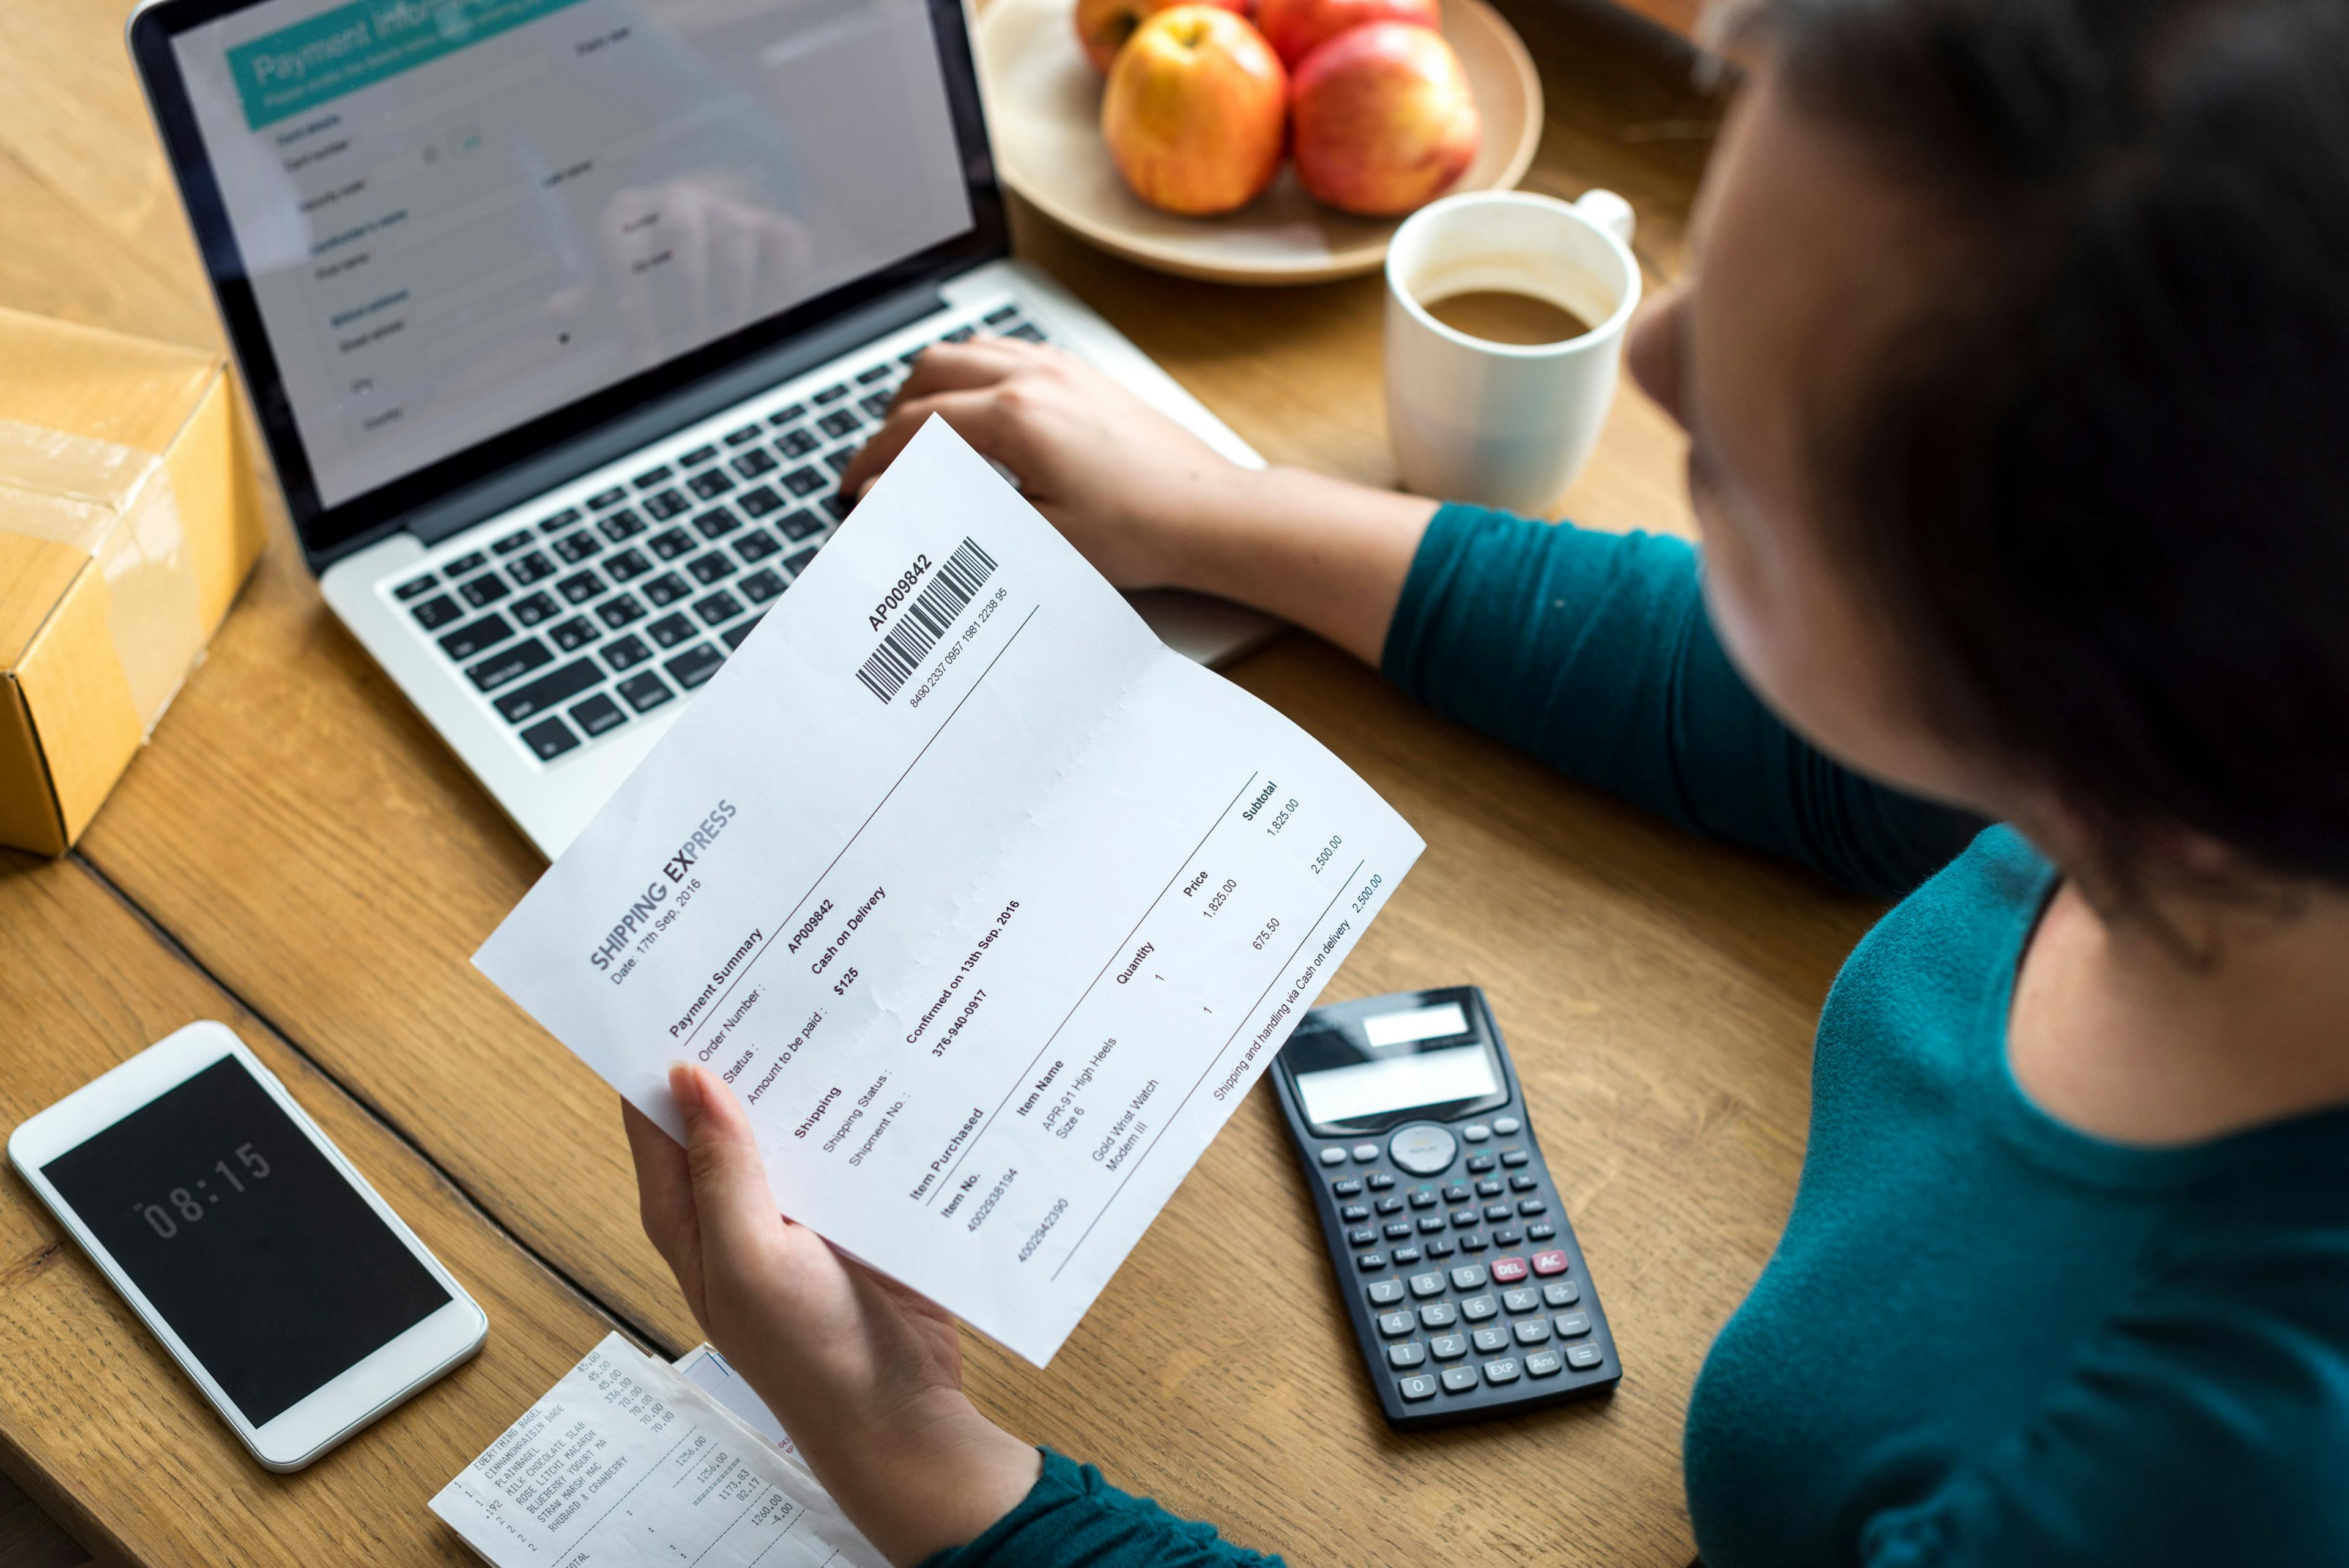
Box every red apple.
[1075,0,1248,74]
[1101,8,1288,216]
[1255,0,1438,69]
[1291,21,1479,216]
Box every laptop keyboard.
[382,300,1051,765]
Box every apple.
[1075,0,1248,74]
[1291,21,1479,216]
[1255,0,1438,69]
[1101,8,1288,216]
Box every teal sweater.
[929,508,2349,1568]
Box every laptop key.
[766,402,806,426]
[395,573,439,600]
[816,409,862,440]
[859,392,894,420]
[459,573,511,608]
[687,552,737,585]
[411,593,464,630]
[687,469,734,499]
[587,486,626,511]
[511,590,560,626]
[536,507,582,535]
[944,324,975,342]
[509,550,556,584]
[780,466,823,496]
[775,428,819,458]
[782,547,819,576]
[777,510,824,541]
[631,464,674,491]
[694,506,741,540]
[680,444,719,467]
[492,657,603,723]
[811,383,849,404]
[649,528,696,560]
[438,612,514,661]
[603,633,653,672]
[692,589,744,626]
[519,716,581,760]
[820,494,853,521]
[445,550,488,575]
[983,305,1018,325]
[855,363,894,385]
[552,530,601,564]
[599,508,647,543]
[492,530,534,555]
[721,615,764,650]
[724,423,763,447]
[570,691,628,737]
[737,485,782,518]
[735,531,781,563]
[1007,322,1046,343]
[556,569,607,603]
[643,488,691,521]
[732,449,776,477]
[617,671,674,712]
[605,546,651,581]
[466,636,552,692]
[596,592,647,630]
[549,616,601,652]
[647,612,697,648]
[825,449,856,475]
[666,643,726,689]
[643,572,691,607]
[740,567,787,603]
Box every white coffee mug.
[1384,188,1641,515]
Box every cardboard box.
[0,309,265,855]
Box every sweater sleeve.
[919,1450,1283,1568]
[1856,1225,2349,1567]
[1381,504,1981,899]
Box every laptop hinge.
[404,283,951,548]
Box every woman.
[622,0,2349,1561]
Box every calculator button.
[1475,1178,1503,1198]
[1358,1252,1388,1273]
[1440,1366,1479,1393]
[1417,1302,1458,1329]
[1527,1221,1557,1241]
[1554,1312,1592,1339]
[1517,1198,1549,1216]
[1365,1172,1395,1191]
[1531,1250,1569,1276]
[1524,1350,1564,1378]
[1494,1227,1524,1247]
[1318,1146,1346,1167]
[1367,1279,1406,1306]
[1397,1373,1439,1403]
[1351,1143,1380,1162]
[1567,1343,1605,1370]
[1450,1209,1479,1228]
[1332,1178,1364,1197]
[1340,1203,1369,1222]
[1450,1264,1488,1291]
[1376,1310,1415,1337]
[1461,1233,1490,1252]
[1510,1173,1538,1192]
[1482,1358,1521,1385]
[1383,1221,1412,1241]
[1408,1186,1439,1209]
[1463,1124,1492,1143]
[1490,1256,1529,1285]
[1392,1246,1422,1265]
[1348,1227,1378,1247]
[1429,1333,1468,1361]
[1513,1319,1551,1346]
[1467,1154,1497,1174]
[1442,1182,1471,1204]
[1417,1215,1445,1234]
[1460,1295,1497,1321]
[1386,1342,1427,1370]
[1426,1238,1455,1259]
[1471,1325,1510,1354]
[1501,1149,1531,1167]
[1376,1196,1404,1216]
[1494,1117,1522,1135]
[1386,1123,1457,1176]
[1502,1288,1541,1313]
[1543,1280,1582,1308]
[1485,1205,1514,1223]
[1408,1271,1446,1299]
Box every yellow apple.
[1101,8,1289,217]
[1291,21,1479,216]
[1255,0,1438,70]
[1074,0,1249,75]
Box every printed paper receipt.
[476,419,1423,1364]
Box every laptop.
[128,0,1275,857]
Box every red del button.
[1490,1255,1529,1284]
[1531,1249,1569,1276]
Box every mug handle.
[1574,188,1636,247]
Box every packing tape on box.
[0,415,204,733]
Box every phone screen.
[40,1056,450,1426]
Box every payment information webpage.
[173,0,974,507]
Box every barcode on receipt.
[856,537,1000,702]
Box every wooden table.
[0,3,1871,1563]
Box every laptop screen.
[155,0,981,515]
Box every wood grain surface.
[0,2,1865,1564]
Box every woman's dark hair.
[1722,0,2349,896]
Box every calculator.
[1272,986,1621,1426]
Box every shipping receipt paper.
[475,420,1423,1364]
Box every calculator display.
[1294,1044,1500,1125]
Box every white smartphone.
[7,1021,488,1471]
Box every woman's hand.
[623,1063,1039,1566]
[836,335,1443,667]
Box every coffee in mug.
[1420,289,1595,347]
